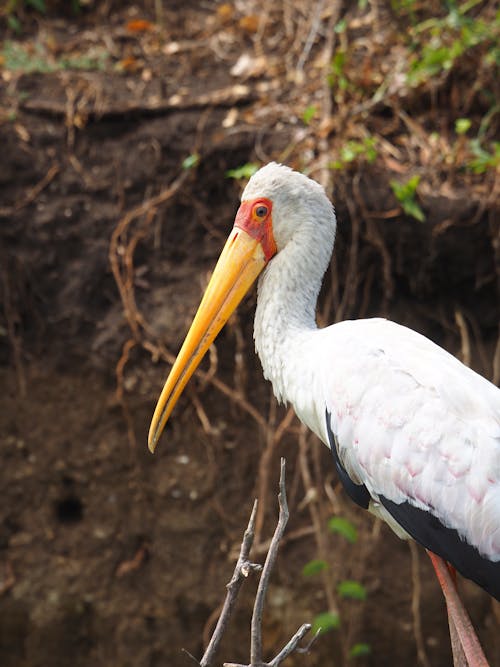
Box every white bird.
[149,163,500,664]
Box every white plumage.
[247,164,500,567]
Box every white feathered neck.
[240,163,337,405]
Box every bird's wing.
[317,318,500,596]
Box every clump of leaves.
[337,580,367,601]
[328,516,358,543]
[311,611,341,636]
[390,175,425,222]
[1,40,108,72]
[330,137,377,170]
[467,139,500,174]
[302,559,328,577]
[328,49,349,92]
[302,105,317,126]
[350,642,372,658]
[403,2,500,86]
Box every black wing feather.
[325,409,500,600]
[325,409,370,509]
[379,496,500,601]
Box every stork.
[148,163,499,665]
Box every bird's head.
[241,162,335,252]
[148,162,335,452]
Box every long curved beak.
[148,227,267,452]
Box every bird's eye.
[254,204,268,218]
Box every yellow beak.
[148,227,268,452]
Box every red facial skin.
[233,198,277,262]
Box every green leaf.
[302,559,328,577]
[340,145,357,162]
[334,19,347,33]
[455,118,471,134]
[467,139,500,173]
[328,516,358,543]
[329,160,344,170]
[26,0,47,13]
[225,163,259,180]
[7,15,22,33]
[390,176,425,221]
[312,611,341,635]
[338,580,367,600]
[363,137,378,163]
[402,199,425,222]
[391,174,420,200]
[182,153,199,170]
[349,643,372,658]
[302,105,317,125]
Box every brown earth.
[1,2,499,666]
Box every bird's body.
[246,165,500,600]
[149,163,500,649]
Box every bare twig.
[268,623,314,666]
[295,0,325,77]
[0,562,15,597]
[200,500,262,667]
[201,459,314,667]
[21,84,255,118]
[0,162,60,216]
[254,400,295,547]
[454,310,471,368]
[250,458,290,665]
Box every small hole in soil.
[55,496,84,524]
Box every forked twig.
[250,458,290,665]
[199,500,262,667]
[197,459,315,667]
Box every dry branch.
[20,84,255,119]
[199,500,262,667]
[197,459,314,667]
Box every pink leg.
[427,551,489,667]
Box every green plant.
[349,642,372,658]
[225,163,259,180]
[302,105,317,126]
[455,117,472,135]
[390,175,425,222]
[311,610,341,636]
[182,154,199,170]
[467,139,500,173]
[337,580,367,601]
[329,137,377,170]
[328,516,358,543]
[328,49,349,91]
[404,2,500,86]
[302,558,328,577]
[1,40,53,72]
[1,40,108,73]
